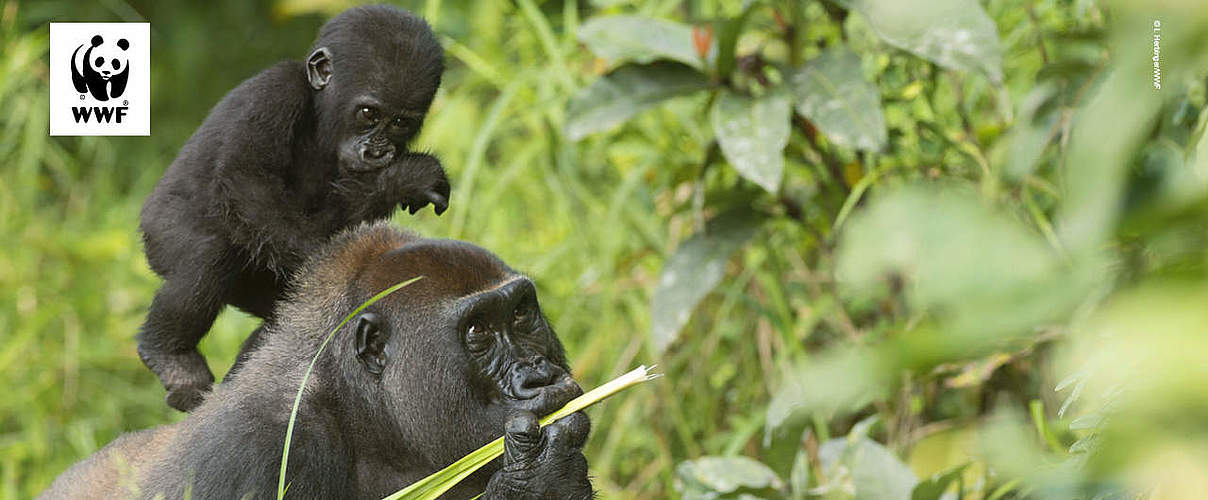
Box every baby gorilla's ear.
[306,47,333,90]
[117,39,130,50]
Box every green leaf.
[651,207,764,353]
[565,62,710,140]
[711,90,792,192]
[844,0,1004,83]
[818,437,918,500]
[714,2,758,78]
[834,185,1076,337]
[911,463,968,500]
[766,351,887,435]
[676,456,784,499]
[577,15,707,70]
[790,47,887,152]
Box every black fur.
[137,5,450,412]
[40,223,592,500]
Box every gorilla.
[138,5,451,412]
[41,223,593,499]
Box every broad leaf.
[676,456,784,500]
[790,47,887,151]
[819,437,918,500]
[578,15,707,70]
[711,90,792,193]
[651,208,764,353]
[766,350,887,435]
[565,62,710,140]
[834,185,1078,338]
[844,0,1004,83]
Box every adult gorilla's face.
[347,238,582,469]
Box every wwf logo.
[70,35,130,101]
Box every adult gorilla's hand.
[484,411,594,500]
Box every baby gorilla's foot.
[138,348,214,412]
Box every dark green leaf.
[711,90,792,192]
[715,2,758,78]
[651,208,764,353]
[911,464,968,500]
[790,47,887,151]
[565,62,710,140]
[578,15,707,70]
[845,0,1004,83]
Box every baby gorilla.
[138,5,450,412]
[41,223,593,499]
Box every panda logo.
[70,35,130,102]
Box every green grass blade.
[277,276,424,500]
[382,365,660,500]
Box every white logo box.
[50,22,150,136]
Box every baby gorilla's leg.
[136,250,233,412]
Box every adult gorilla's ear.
[354,312,389,376]
[306,47,333,90]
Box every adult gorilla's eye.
[512,302,534,327]
[466,319,492,350]
[389,117,409,132]
[357,106,379,125]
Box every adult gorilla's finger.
[503,411,541,465]
[544,411,590,450]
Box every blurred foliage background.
[2,0,1208,498]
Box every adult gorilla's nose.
[507,358,583,415]
[510,357,561,399]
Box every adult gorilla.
[41,223,592,499]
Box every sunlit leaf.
[676,456,784,499]
[790,47,887,152]
[842,0,1004,83]
[565,62,710,140]
[819,437,918,500]
[651,208,764,354]
[766,350,888,434]
[711,90,792,192]
[578,15,708,70]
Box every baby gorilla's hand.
[483,411,594,500]
[383,153,450,216]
